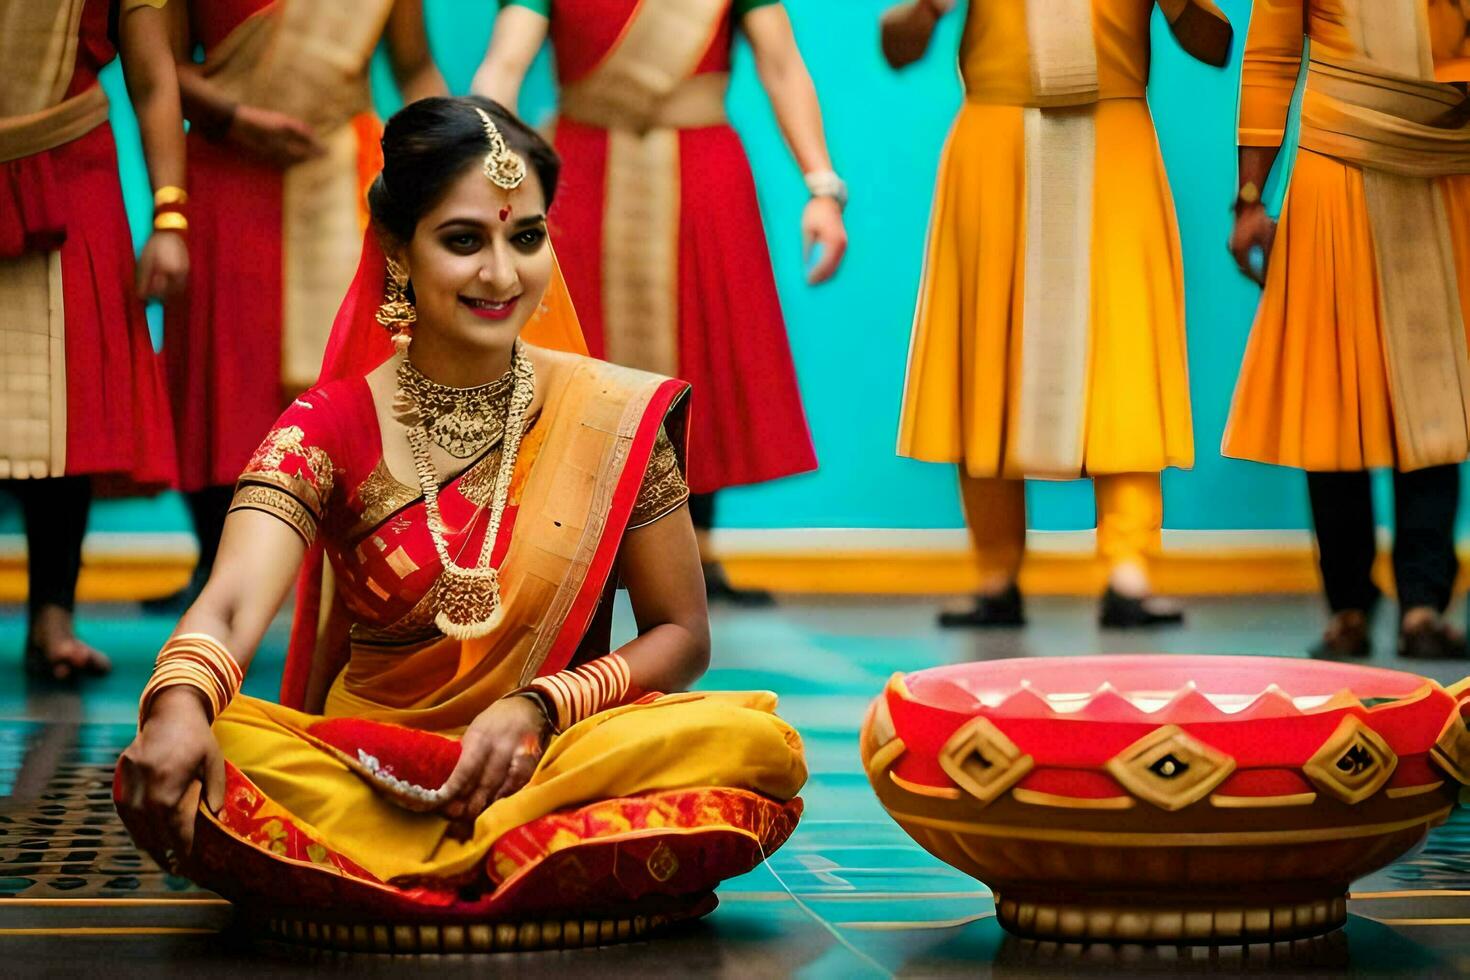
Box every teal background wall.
[70,0,1402,537]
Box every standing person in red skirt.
[473,0,847,603]
[0,0,187,679]
[155,0,444,607]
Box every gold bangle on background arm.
[138,633,243,727]
[153,212,189,233]
[1235,180,1262,211]
[152,185,188,208]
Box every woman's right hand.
[116,687,225,872]
[227,105,325,168]
[1229,203,1277,287]
[436,695,550,839]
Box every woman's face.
[397,156,552,358]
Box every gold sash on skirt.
[204,0,391,393]
[1299,1,1470,470]
[0,0,87,118]
[1013,0,1097,478]
[964,0,1227,477]
[557,0,729,379]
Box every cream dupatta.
[0,0,99,479]
[1010,0,1229,477]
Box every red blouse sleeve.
[229,391,343,545]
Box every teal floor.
[1,594,1469,976]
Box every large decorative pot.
[860,656,1470,944]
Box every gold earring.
[376,257,416,352]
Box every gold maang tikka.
[376,256,416,352]
[474,107,526,191]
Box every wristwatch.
[804,169,848,211]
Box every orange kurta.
[899,1,1227,479]
[1224,0,1470,472]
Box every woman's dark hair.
[368,96,561,242]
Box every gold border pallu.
[558,0,729,379]
[321,355,679,738]
[1316,0,1470,471]
[203,0,392,394]
[1013,0,1098,478]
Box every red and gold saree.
[119,241,804,947]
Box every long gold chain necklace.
[397,343,535,639]
[393,359,513,459]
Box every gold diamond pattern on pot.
[938,717,1033,806]
[1303,715,1398,805]
[1105,724,1235,811]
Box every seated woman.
[114,96,806,951]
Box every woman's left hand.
[437,695,550,836]
[802,196,847,285]
[136,230,189,300]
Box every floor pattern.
[1,595,1469,976]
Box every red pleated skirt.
[51,123,176,491]
[164,131,285,492]
[550,119,816,494]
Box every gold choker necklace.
[393,360,514,459]
[395,345,535,639]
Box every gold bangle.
[153,185,188,208]
[1237,180,1261,205]
[153,212,189,233]
[139,633,242,726]
[526,653,633,731]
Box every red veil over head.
[280,232,590,709]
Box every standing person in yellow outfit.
[1225,0,1470,659]
[882,0,1232,628]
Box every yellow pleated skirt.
[1223,151,1470,472]
[898,98,1194,478]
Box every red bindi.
[499,205,512,222]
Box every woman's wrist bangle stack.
[138,632,242,727]
[152,185,189,234]
[521,653,634,733]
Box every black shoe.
[938,585,1025,628]
[1308,610,1372,659]
[1399,621,1468,660]
[704,563,775,607]
[1099,588,1184,629]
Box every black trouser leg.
[1391,464,1460,615]
[186,485,234,583]
[1306,470,1381,614]
[688,492,715,534]
[13,477,92,621]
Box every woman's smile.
[459,294,520,320]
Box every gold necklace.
[398,343,535,639]
[393,359,514,459]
